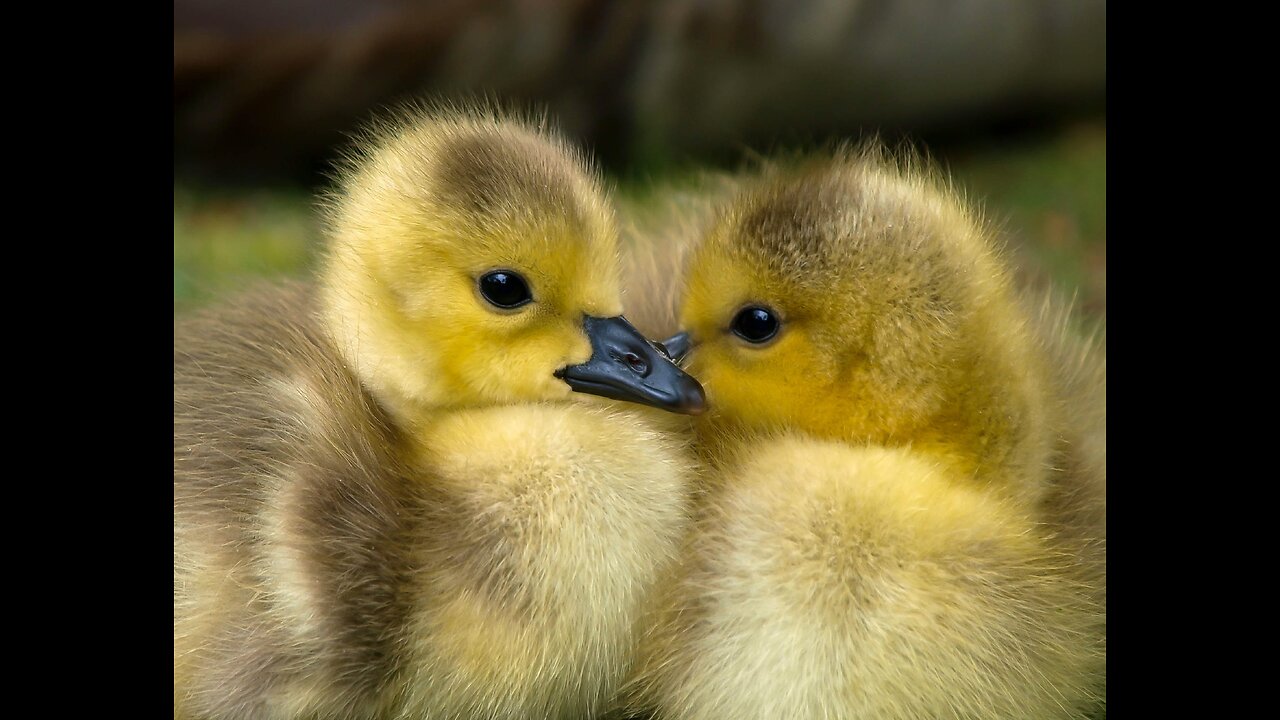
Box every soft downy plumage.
[174,104,704,719]
[620,145,1106,719]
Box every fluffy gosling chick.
[174,107,705,720]
[626,148,1105,719]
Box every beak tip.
[659,331,694,365]
[564,316,707,416]
[680,385,707,416]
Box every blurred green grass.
[174,122,1105,320]
[947,121,1106,320]
[174,187,318,312]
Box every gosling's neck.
[695,362,1054,508]
[317,249,451,431]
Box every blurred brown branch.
[174,0,1105,179]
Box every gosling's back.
[175,283,411,718]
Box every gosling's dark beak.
[556,316,706,415]
[657,332,693,365]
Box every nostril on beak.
[622,352,648,375]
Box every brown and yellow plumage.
[621,145,1106,719]
[174,106,698,719]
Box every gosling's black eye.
[478,270,533,309]
[731,306,780,344]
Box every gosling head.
[320,107,704,419]
[674,148,1045,481]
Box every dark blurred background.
[175,0,1105,318]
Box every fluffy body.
[623,147,1106,719]
[174,108,694,719]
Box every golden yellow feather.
[622,145,1106,719]
[319,106,625,418]
[174,105,700,719]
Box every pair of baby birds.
[174,106,1105,719]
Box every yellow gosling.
[174,105,704,720]
[624,146,1105,720]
